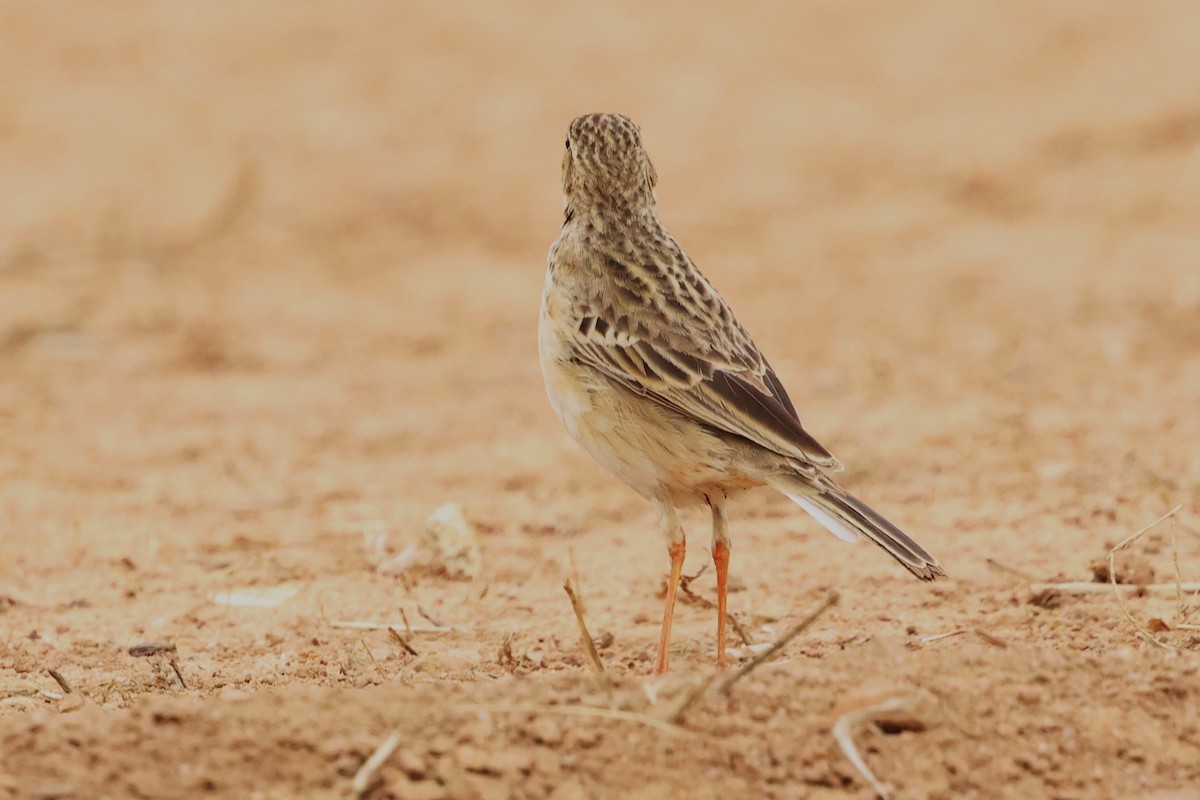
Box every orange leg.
[709,495,731,669]
[655,538,686,674]
[713,539,730,669]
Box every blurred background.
[3,3,1200,795]
[2,1,1199,594]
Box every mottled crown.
[563,113,658,211]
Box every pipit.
[539,113,944,674]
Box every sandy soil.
[3,2,1200,798]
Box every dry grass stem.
[1171,522,1186,620]
[329,620,465,634]
[1029,582,1200,595]
[833,693,921,800]
[455,702,688,736]
[417,605,447,627]
[498,632,517,670]
[985,558,1038,581]
[1110,505,1184,554]
[351,729,403,797]
[720,591,839,693]
[169,659,188,689]
[1184,585,1200,624]
[669,591,839,724]
[728,613,754,646]
[1107,585,1173,652]
[666,672,722,725]
[210,584,300,608]
[674,564,752,645]
[676,564,712,608]
[563,579,605,675]
[973,629,1009,648]
[360,639,387,680]
[919,628,1006,648]
[1107,505,1184,650]
[47,668,74,694]
[387,626,419,656]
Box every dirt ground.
[3,2,1200,798]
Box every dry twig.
[973,629,1009,648]
[728,613,754,647]
[498,632,517,670]
[360,639,387,680]
[985,558,1037,581]
[329,620,464,634]
[920,630,967,644]
[676,564,712,607]
[918,628,1006,648]
[47,668,73,694]
[669,591,839,723]
[387,626,419,656]
[1171,522,1187,620]
[1029,581,1200,595]
[674,564,753,645]
[833,693,921,800]
[721,592,839,693]
[563,579,605,675]
[1107,505,1184,650]
[418,605,446,628]
[351,729,403,797]
[169,659,188,689]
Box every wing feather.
[566,262,841,470]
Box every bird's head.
[562,113,658,215]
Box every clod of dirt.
[1,588,34,610]
[1029,588,1063,609]
[873,708,929,734]
[1090,554,1156,585]
[128,642,177,657]
[423,502,482,580]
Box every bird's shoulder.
[551,220,758,371]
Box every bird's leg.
[653,499,686,675]
[709,495,731,669]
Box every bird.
[538,113,944,674]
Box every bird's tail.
[774,476,945,581]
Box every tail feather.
[779,482,944,581]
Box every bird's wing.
[566,253,842,470]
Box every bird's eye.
[564,139,570,149]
